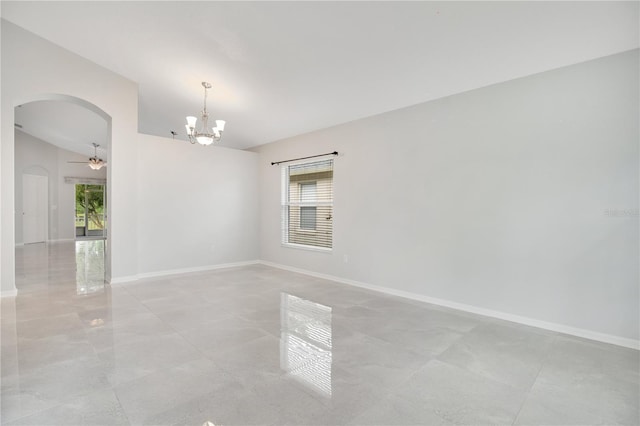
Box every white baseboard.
[258,260,639,351]
[1,289,18,298]
[110,260,261,285]
[109,275,137,285]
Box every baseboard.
[109,275,138,285]
[258,260,639,351]
[110,260,261,285]
[1,289,18,298]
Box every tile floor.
[1,241,638,425]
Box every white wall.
[2,20,139,291]
[14,130,107,244]
[136,134,259,275]
[254,50,639,343]
[2,19,637,345]
[2,21,260,292]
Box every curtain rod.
[271,151,338,166]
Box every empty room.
[1,1,638,425]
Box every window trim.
[281,241,333,253]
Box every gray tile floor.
[1,241,638,425]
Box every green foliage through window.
[76,184,105,231]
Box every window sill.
[281,243,332,253]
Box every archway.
[11,94,113,291]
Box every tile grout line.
[510,333,560,425]
[119,278,258,379]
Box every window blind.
[281,159,333,249]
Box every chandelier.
[185,82,226,146]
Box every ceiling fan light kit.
[185,82,225,146]
[88,158,105,170]
[68,143,106,170]
[88,143,106,170]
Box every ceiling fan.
[68,143,107,170]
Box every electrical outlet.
[343,254,349,263]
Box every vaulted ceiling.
[3,1,638,152]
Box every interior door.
[23,174,48,244]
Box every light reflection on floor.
[13,239,105,295]
[75,240,106,295]
[280,293,332,397]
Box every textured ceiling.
[3,1,638,151]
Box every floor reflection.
[280,293,332,397]
[75,240,106,295]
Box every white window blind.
[282,159,333,250]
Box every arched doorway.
[12,94,113,290]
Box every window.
[282,159,333,250]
